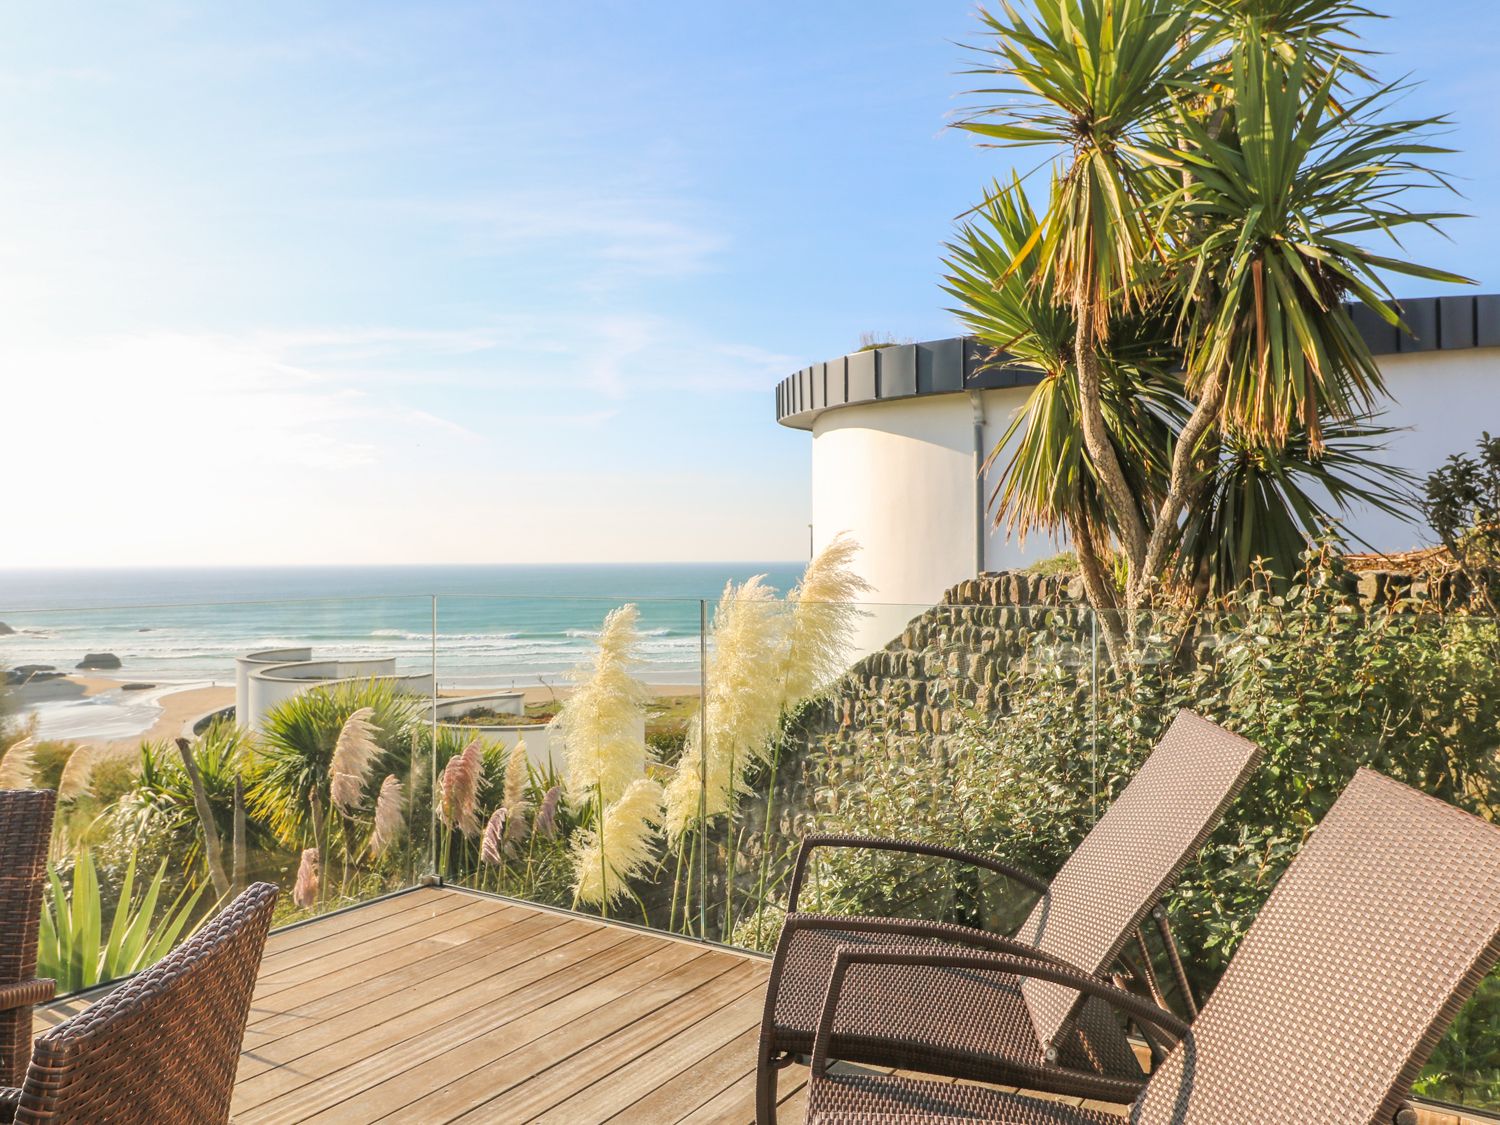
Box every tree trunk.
[232,774,248,894]
[309,791,328,908]
[174,737,231,901]
[1137,367,1228,604]
[1073,288,1149,578]
[1067,512,1125,668]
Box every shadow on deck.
[32,886,1493,1124]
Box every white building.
[777,294,1500,610]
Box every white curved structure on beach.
[234,648,437,732]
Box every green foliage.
[793,547,1500,1107]
[1425,432,1500,613]
[38,849,206,994]
[1177,416,1415,594]
[29,740,76,791]
[248,679,420,846]
[954,0,1465,623]
[89,757,138,807]
[110,723,276,879]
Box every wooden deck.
[32,886,1496,1124]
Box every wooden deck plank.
[287,942,721,1122]
[238,907,574,1067]
[28,886,1500,1125]
[233,926,656,1116]
[254,893,478,986]
[534,989,770,1124]
[258,891,442,960]
[439,962,766,1123]
[601,1022,764,1123]
[241,902,552,1051]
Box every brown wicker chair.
[757,710,1263,1122]
[0,790,57,1094]
[804,768,1500,1124]
[0,880,278,1125]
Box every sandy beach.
[13,675,235,750]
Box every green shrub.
[783,547,1500,1107]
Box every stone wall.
[789,562,1464,771]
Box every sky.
[2,1,1497,567]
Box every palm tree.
[247,679,419,848]
[957,0,1467,649]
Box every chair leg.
[756,1042,780,1125]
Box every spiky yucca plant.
[111,723,273,875]
[38,849,206,994]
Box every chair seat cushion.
[769,917,1143,1091]
[807,1069,1123,1124]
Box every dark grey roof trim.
[776,293,1500,430]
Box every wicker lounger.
[0,790,56,1094]
[804,768,1500,1124]
[0,881,279,1124]
[758,711,1264,1122]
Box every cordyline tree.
[946,0,1466,663]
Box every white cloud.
[382,193,730,283]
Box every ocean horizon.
[0,563,807,739]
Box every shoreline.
[16,676,701,750]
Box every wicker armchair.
[0,790,56,1093]
[0,881,278,1125]
[804,768,1500,1124]
[757,710,1264,1123]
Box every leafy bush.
[779,547,1500,1108]
[1425,431,1500,614]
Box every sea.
[0,563,804,739]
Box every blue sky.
[2,1,1496,566]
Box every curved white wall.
[808,348,1500,612]
[239,654,435,732]
[811,396,975,608]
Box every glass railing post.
[428,593,439,882]
[698,597,709,942]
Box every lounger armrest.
[0,978,54,1013]
[810,946,1187,1078]
[786,833,1049,911]
[778,912,1083,973]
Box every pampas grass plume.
[481,808,507,866]
[57,744,98,801]
[572,778,663,906]
[783,533,870,702]
[663,576,785,838]
[439,739,483,837]
[503,739,530,843]
[330,707,379,814]
[0,736,37,789]
[534,785,561,839]
[553,604,651,808]
[294,847,320,908]
[370,775,404,857]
